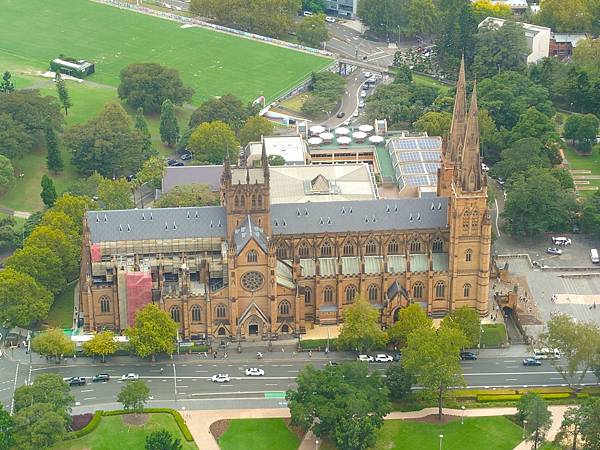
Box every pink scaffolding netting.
[126,272,153,327]
[90,244,101,262]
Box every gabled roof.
[233,215,269,254]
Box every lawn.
[481,323,507,347]
[373,416,522,450]
[562,143,600,198]
[44,281,76,330]
[57,413,197,450]
[0,0,331,104]
[413,73,451,94]
[218,418,300,450]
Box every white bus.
[533,348,561,360]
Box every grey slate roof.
[270,198,448,235]
[162,165,223,193]
[233,216,269,254]
[86,207,226,243]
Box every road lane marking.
[265,384,278,386]
[506,378,517,381]
[506,366,519,369]
[195,370,208,373]
[503,360,517,363]
[179,386,189,388]
[10,362,19,415]
[83,397,96,401]
[81,389,94,393]
[288,370,299,373]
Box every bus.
[533,348,561,360]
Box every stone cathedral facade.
[79,61,491,340]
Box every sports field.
[0,0,331,103]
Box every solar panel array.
[387,136,443,190]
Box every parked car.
[180,152,192,160]
[302,11,313,16]
[357,354,374,362]
[245,368,264,376]
[358,100,365,109]
[546,247,563,255]
[167,159,178,166]
[325,16,336,23]
[481,163,490,172]
[552,237,572,246]
[172,162,185,167]
[360,90,367,98]
[64,376,86,386]
[523,358,542,366]
[374,354,393,363]
[126,174,135,182]
[352,110,359,117]
[336,111,345,118]
[92,373,110,382]
[460,351,477,361]
[211,374,231,383]
[121,373,139,381]
[392,352,401,362]
[363,71,372,78]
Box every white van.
[533,348,561,360]
[302,11,313,16]
[592,248,599,264]
[552,237,572,246]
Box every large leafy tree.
[0,154,15,194]
[45,125,64,173]
[502,167,577,237]
[287,363,390,450]
[13,373,74,420]
[0,89,63,139]
[297,14,328,48]
[159,99,179,147]
[12,403,66,450]
[435,0,477,74]
[0,71,15,93]
[239,116,275,147]
[118,63,194,113]
[83,331,119,363]
[573,37,600,78]
[403,326,467,420]
[146,429,183,450]
[25,225,80,280]
[385,364,414,401]
[533,0,595,34]
[40,210,79,241]
[134,107,153,154]
[188,121,239,164]
[31,329,75,361]
[366,83,437,126]
[135,156,166,189]
[473,20,528,79]
[97,177,134,210]
[0,404,13,450]
[577,398,600,450]
[558,402,590,450]
[387,303,433,348]
[0,268,52,327]
[441,306,480,348]
[189,93,255,131]
[126,303,178,360]
[0,113,33,159]
[490,138,552,181]
[337,297,388,352]
[155,184,219,208]
[6,245,66,295]
[541,314,600,391]
[471,0,511,22]
[118,380,150,414]
[517,393,552,449]
[0,216,17,250]
[64,102,146,177]
[52,193,92,234]
[510,107,558,145]
[40,175,57,208]
[414,111,451,137]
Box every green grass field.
[44,281,76,330]
[218,418,300,450]
[56,413,198,450]
[481,323,507,347]
[0,0,331,103]
[373,416,522,450]
[562,142,600,197]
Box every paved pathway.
[185,405,572,450]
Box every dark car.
[336,111,345,118]
[65,376,86,386]
[392,352,402,362]
[328,361,338,366]
[523,358,542,366]
[460,351,477,360]
[167,159,178,166]
[180,153,192,160]
[92,373,110,382]
[172,162,185,167]
[126,174,135,182]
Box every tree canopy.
[118,380,150,414]
[0,113,33,160]
[490,138,552,181]
[517,393,552,449]
[6,245,66,295]
[0,154,15,194]
[297,14,328,48]
[146,429,183,450]
[135,156,166,189]
[31,329,75,361]
[473,20,528,79]
[97,177,134,210]
[239,116,274,147]
[188,121,239,164]
[441,306,480,348]
[387,303,433,348]
[188,94,256,131]
[155,184,219,208]
[126,303,178,360]
[82,330,118,362]
[0,268,52,328]
[159,99,179,147]
[337,297,388,352]
[13,373,74,420]
[25,225,80,280]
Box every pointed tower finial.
[222,145,232,185]
[447,55,468,165]
[460,81,482,192]
[261,139,270,181]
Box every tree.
[337,297,388,352]
[297,14,328,48]
[541,314,600,391]
[517,393,552,449]
[154,184,219,208]
[533,0,594,34]
[97,177,134,210]
[188,121,239,164]
[135,156,166,189]
[302,0,325,12]
[22,211,43,240]
[268,155,285,166]
[0,268,52,327]
[558,403,588,450]
[188,93,254,131]
[366,83,437,126]
[575,114,600,152]
[403,326,467,420]
[52,193,92,233]
[13,373,74,419]
[441,306,480,348]
[471,0,511,22]
[31,329,75,361]
[578,398,600,450]
[54,71,71,115]
[6,246,66,295]
[0,216,17,249]
[159,99,179,147]
[40,175,57,207]
[45,125,63,173]
[0,89,63,138]
[563,114,582,143]
[118,380,150,414]
[473,20,528,79]
[12,403,65,450]
[25,225,80,280]
[0,404,13,450]
[435,0,477,74]
[385,364,414,401]
[134,107,153,154]
[414,111,452,137]
[126,303,178,360]
[503,167,577,236]
[287,363,390,450]
[0,71,15,93]
[387,303,433,348]
[146,429,183,450]
[0,154,15,194]
[510,107,558,145]
[118,63,194,113]
[64,102,146,177]
[573,37,600,78]
[40,210,79,240]
[82,331,118,363]
[0,112,33,160]
[239,116,274,147]
[490,138,551,182]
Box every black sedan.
[64,376,86,386]
[523,358,542,366]
[92,373,110,382]
[460,351,477,360]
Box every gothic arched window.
[412,282,424,298]
[191,305,201,322]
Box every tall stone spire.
[222,145,232,185]
[261,139,269,181]
[447,55,467,165]
[460,81,483,192]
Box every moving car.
[211,374,231,383]
[325,16,336,23]
[546,247,563,255]
[245,368,264,376]
[92,373,110,382]
[374,354,393,363]
[121,373,139,381]
[460,351,477,360]
[336,111,345,118]
[180,152,192,160]
[523,358,542,366]
[64,376,86,386]
[357,354,374,362]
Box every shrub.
[477,394,522,402]
[299,338,337,350]
[71,413,94,431]
[66,411,103,439]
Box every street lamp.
[439,434,444,450]
[522,420,528,439]
[315,439,320,450]
[461,405,465,424]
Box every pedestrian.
[308,350,312,358]
[281,348,284,353]
[292,351,296,358]
[224,352,228,359]
[213,351,217,359]
[160,367,164,374]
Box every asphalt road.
[320,69,373,128]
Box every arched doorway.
[249,324,259,335]
[217,327,226,336]
[281,324,289,334]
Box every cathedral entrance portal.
[249,324,259,335]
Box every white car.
[357,354,374,362]
[358,100,365,109]
[121,373,139,381]
[325,16,336,23]
[211,374,231,383]
[352,110,359,117]
[245,368,265,376]
[364,71,372,78]
[360,90,367,98]
[374,354,393,363]
[481,163,490,172]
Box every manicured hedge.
[477,393,571,402]
[100,408,194,441]
[299,338,337,350]
[65,411,103,440]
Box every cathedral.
[79,60,492,340]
